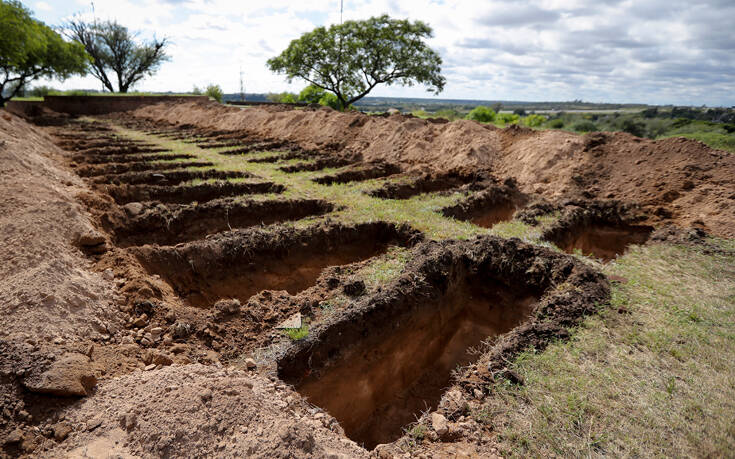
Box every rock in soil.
[23,353,97,396]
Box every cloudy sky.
[29,0,735,106]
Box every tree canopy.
[65,18,168,93]
[267,15,445,110]
[0,0,88,105]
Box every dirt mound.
[44,364,369,458]
[132,101,735,237]
[0,111,121,345]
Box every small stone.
[213,298,241,317]
[200,389,213,402]
[4,428,23,445]
[23,353,97,397]
[132,314,148,328]
[431,412,448,437]
[76,231,105,247]
[172,321,191,338]
[123,202,144,217]
[473,389,483,400]
[170,343,187,354]
[144,364,156,371]
[121,335,134,345]
[102,268,114,281]
[245,358,257,370]
[52,422,72,441]
[276,313,302,330]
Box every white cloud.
[35,0,735,105]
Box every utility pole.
[239,66,245,102]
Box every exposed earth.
[0,102,733,458]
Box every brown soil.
[75,161,213,177]
[92,169,253,186]
[134,221,421,308]
[108,198,334,247]
[279,235,609,450]
[441,179,528,228]
[71,153,195,164]
[104,181,285,204]
[280,157,356,173]
[541,200,654,261]
[368,170,487,199]
[314,162,401,185]
[132,101,735,237]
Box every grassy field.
[483,241,735,457]
[106,120,735,457]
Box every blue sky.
[27,0,735,106]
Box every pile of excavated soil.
[0,112,121,344]
[46,364,368,458]
[132,101,735,237]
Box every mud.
[278,235,610,449]
[134,221,422,308]
[441,180,527,228]
[104,180,285,204]
[541,200,653,261]
[92,169,253,186]
[76,161,213,177]
[368,171,487,200]
[109,198,334,246]
[314,162,401,185]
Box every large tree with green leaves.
[267,15,445,110]
[0,0,88,105]
[65,18,168,93]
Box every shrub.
[572,121,598,132]
[522,114,546,128]
[267,92,297,103]
[466,106,496,123]
[620,118,646,137]
[497,113,520,124]
[205,84,223,103]
[548,119,565,129]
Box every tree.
[65,18,168,93]
[0,0,88,105]
[297,84,341,110]
[466,106,496,123]
[267,15,445,110]
[205,84,223,103]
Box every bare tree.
[65,19,168,93]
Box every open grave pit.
[277,235,610,450]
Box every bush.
[466,106,496,123]
[620,118,646,137]
[205,84,223,103]
[267,92,297,103]
[298,85,325,104]
[548,119,565,129]
[522,114,546,128]
[572,121,598,132]
[497,113,520,124]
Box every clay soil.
[1,102,733,459]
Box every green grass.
[482,241,735,458]
[283,323,309,340]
